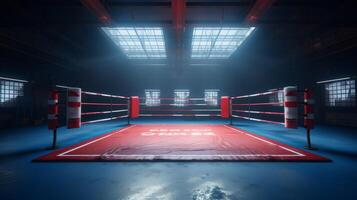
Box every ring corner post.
[51,128,57,149]
[229,97,233,125]
[283,86,298,129]
[67,87,82,129]
[220,96,230,125]
[304,89,318,150]
[48,89,59,149]
[304,128,317,150]
[127,97,131,125]
[129,96,140,125]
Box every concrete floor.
[1,118,357,200]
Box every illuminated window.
[325,80,355,107]
[191,27,255,59]
[174,89,189,106]
[145,89,160,106]
[0,78,26,107]
[102,27,166,59]
[204,89,219,106]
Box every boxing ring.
[38,86,328,162]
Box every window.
[102,27,167,59]
[325,80,355,107]
[204,89,219,106]
[174,89,190,106]
[0,78,25,107]
[145,89,160,106]
[191,27,255,59]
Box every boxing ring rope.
[231,89,280,99]
[232,110,284,115]
[81,109,128,116]
[231,115,285,125]
[81,102,128,106]
[140,103,213,106]
[47,86,132,149]
[230,86,316,149]
[47,86,316,150]
[232,102,283,106]
[81,115,129,125]
[141,109,221,112]
[231,87,290,128]
[231,88,286,126]
[139,97,221,117]
[140,114,221,117]
[79,90,130,125]
[140,97,206,100]
[81,91,128,99]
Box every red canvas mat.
[35,124,329,161]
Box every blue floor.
[1,118,357,200]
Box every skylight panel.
[102,27,167,59]
[191,27,255,59]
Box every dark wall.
[305,49,357,127]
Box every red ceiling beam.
[80,0,112,24]
[245,0,276,24]
[172,0,186,31]
[171,0,186,72]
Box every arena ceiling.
[1,0,357,70]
